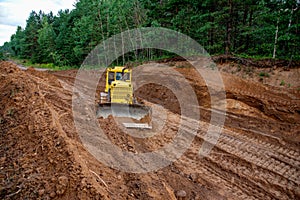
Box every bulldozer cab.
[105,67,131,93]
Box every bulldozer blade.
[122,123,152,129]
[96,103,152,122]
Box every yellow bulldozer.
[96,66,152,129]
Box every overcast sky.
[0,0,76,46]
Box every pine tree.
[37,16,57,63]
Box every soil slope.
[1,60,300,200]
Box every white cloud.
[0,0,76,45]
[0,24,16,45]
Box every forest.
[0,0,299,67]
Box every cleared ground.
[0,58,299,199]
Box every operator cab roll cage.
[108,70,130,85]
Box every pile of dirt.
[135,64,300,143]
[0,62,104,199]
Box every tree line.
[1,0,299,67]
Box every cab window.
[122,73,130,81]
[116,72,122,80]
[108,72,114,84]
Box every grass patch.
[11,58,76,71]
[280,80,285,86]
[259,72,270,77]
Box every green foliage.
[0,52,5,61]
[23,11,43,61]
[1,0,299,67]
[280,80,285,86]
[9,26,25,57]
[37,17,57,63]
[28,62,74,71]
[12,58,74,70]
[259,72,270,77]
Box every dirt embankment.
[135,61,300,143]
[0,62,105,199]
[1,59,300,200]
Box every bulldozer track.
[165,115,299,199]
[200,106,295,135]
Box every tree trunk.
[246,7,253,51]
[273,16,279,59]
[209,6,215,53]
[98,6,108,66]
[120,30,125,65]
[225,0,233,55]
[242,4,248,51]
